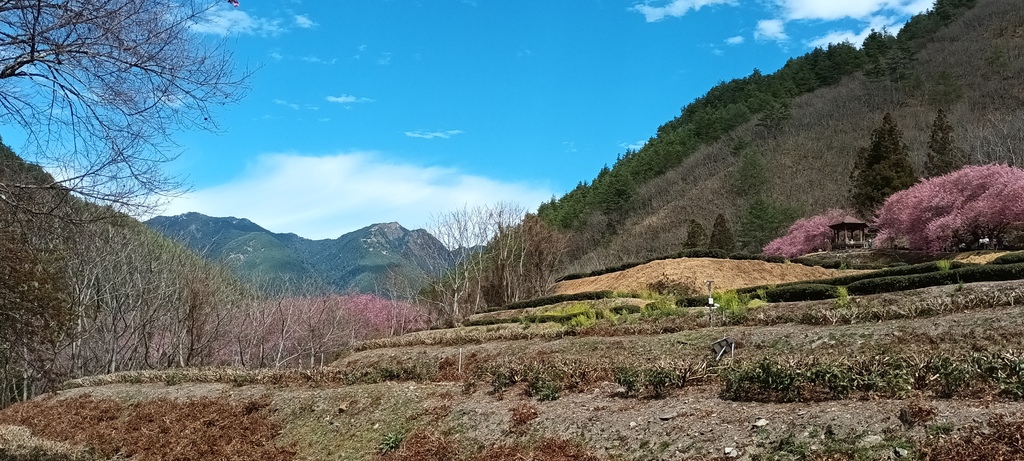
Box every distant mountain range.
[145,212,452,294]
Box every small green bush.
[764,284,838,303]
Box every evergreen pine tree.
[925,109,958,177]
[737,198,801,253]
[683,219,708,249]
[850,113,917,217]
[708,214,736,253]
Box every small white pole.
[458,348,463,374]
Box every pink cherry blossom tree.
[875,164,1024,253]
[763,209,851,258]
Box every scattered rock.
[629,421,638,428]
[894,447,909,458]
[659,412,678,421]
[752,418,769,429]
[859,435,883,446]
[724,447,740,458]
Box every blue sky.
[96,0,936,238]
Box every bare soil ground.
[552,257,870,295]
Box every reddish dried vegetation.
[379,429,600,461]
[0,394,294,461]
[473,438,601,461]
[921,415,1024,461]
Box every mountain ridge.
[145,212,451,294]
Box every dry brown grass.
[0,394,295,461]
[472,438,601,461]
[377,428,602,461]
[508,402,539,435]
[0,425,94,460]
[552,257,868,295]
[921,415,1024,461]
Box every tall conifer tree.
[684,219,708,249]
[925,109,958,177]
[850,113,916,217]
[708,214,736,252]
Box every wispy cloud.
[189,5,284,36]
[619,140,646,151]
[773,0,930,21]
[404,130,464,140]
[161,152,551,239]
[269,51,284,60]
[273,99,300,110]
[325,94,375,104]
[631,0,737,23]
[755,19,788,41]
[301,56,337,64]
[806,15,903,48]
[725,35,745,45]
[378,52,393,65]
[294,14,317,28]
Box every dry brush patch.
[378,428,601,461]
[0,394,295,461]
[0,425,95,461]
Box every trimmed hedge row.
[489,290,620,312]
[847,262,1024,295]
[737,261,971,295]
[763,284,839,303]
[992,251,1024,265]
[465,303,644,327]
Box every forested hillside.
[146,213,451,294]
[539,0,1022,274]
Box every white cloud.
[269,51,284,60]
[189,5,284,36]
[619,140,647,151]
[294,14,317,28]
[631,0,737,22]
[378,52,393,65]
[806,15,902,48]
[404,130,464,140]
[273,99,300,110]
[773,0,931,21]
[755,19,788,41]
[325,94,374,104]
[301,56,337,64]
[160,152,551,239]
[725,35,745,45]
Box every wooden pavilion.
[829,216,871,249]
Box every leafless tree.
[0,0,248,216]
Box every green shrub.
[676,296,711,307]
[378,431,406,454]
[991,251,1024,265]
[764,284,838,302]
[614,367,642,397]
[675,248,729,259]
[847,262,1024,295]
[739,260,974,296]
[526,375,562,401]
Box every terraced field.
[4,257,1024,460]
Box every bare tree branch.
[0,0,250,217]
